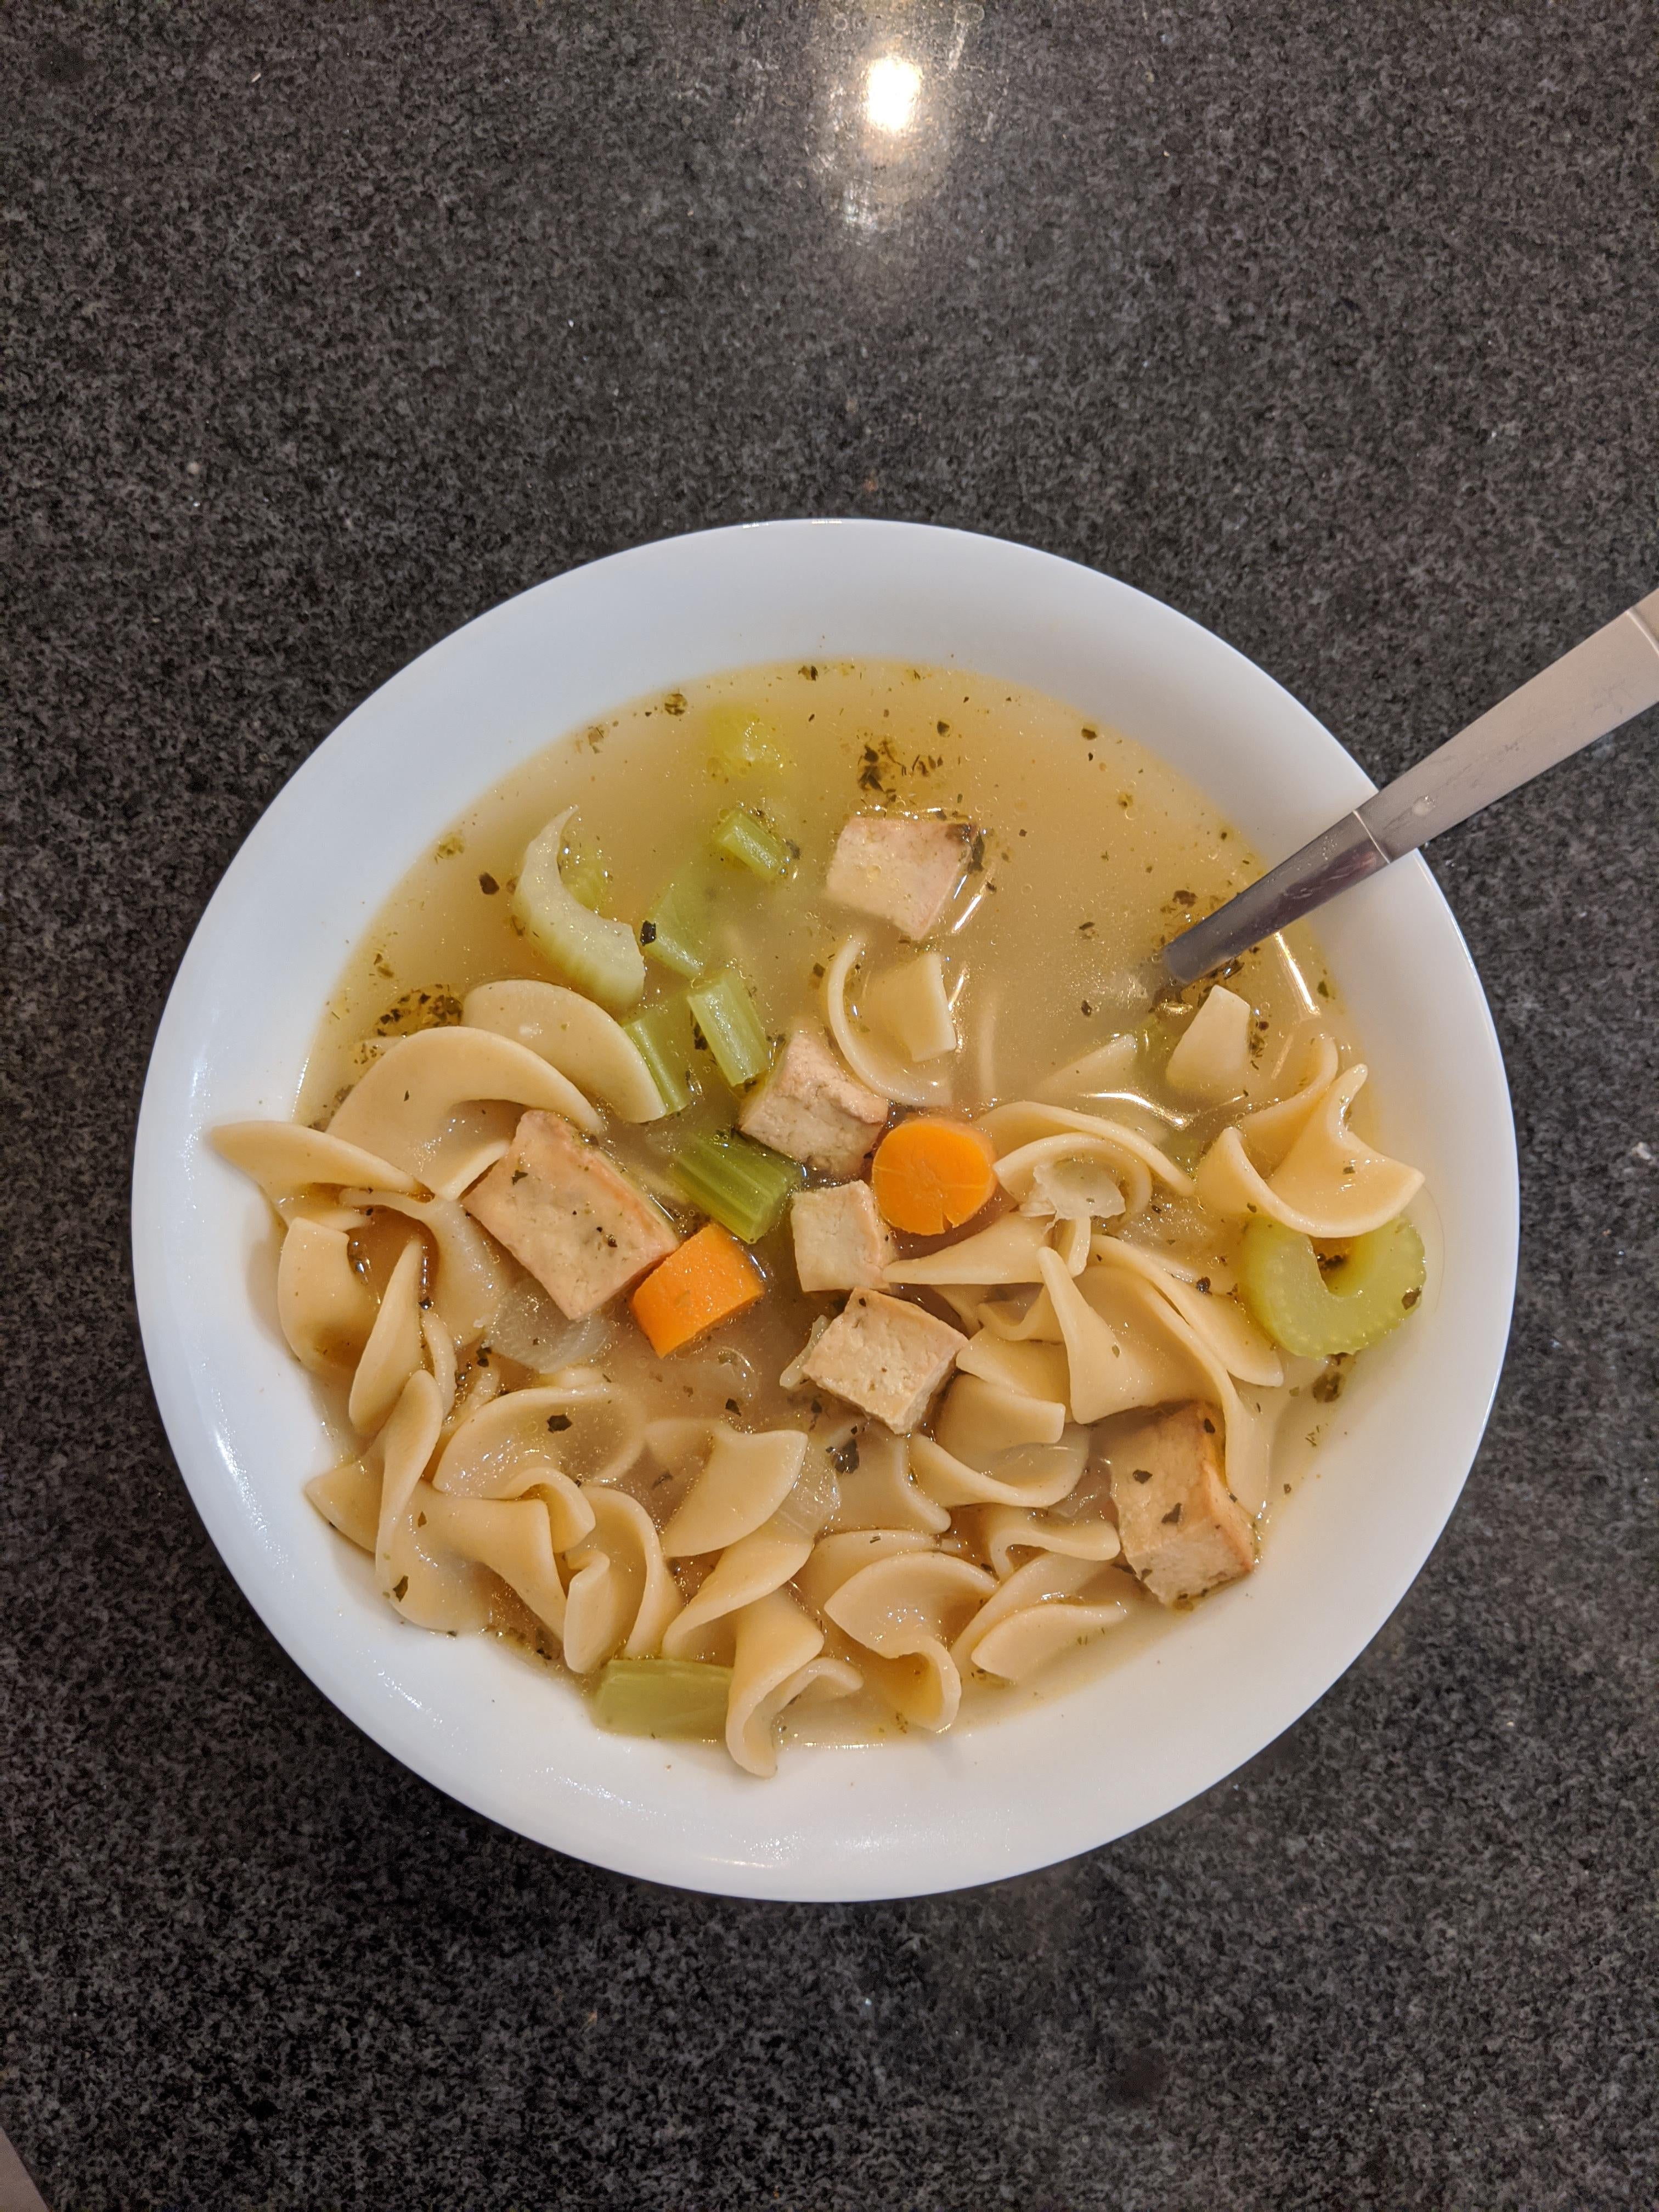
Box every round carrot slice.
[871,1117,998,1237]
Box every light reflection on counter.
[812,5,988,238]
[864,52,923,137]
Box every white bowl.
[133,521,1517,1901]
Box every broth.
[303,659,1336,1122]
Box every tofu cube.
[791,1181,896,1294]
[1109,1401,1255,1606]
[798,1289,966,1434]
[826,812,970,940]
[739,1025,889,1177]
[464,1110,678,1321]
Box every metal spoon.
[1155,586,1659,994]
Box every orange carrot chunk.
[870,1116,998,1237]
[630,1222,766,1356]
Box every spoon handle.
[1161,586,1659,989]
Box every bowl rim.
[132,518,1518,1900]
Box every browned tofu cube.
[791,1180,896,1293]
[798,1288,966,1434]
[1109,1401,1255,1606]
[826,811,970,940]
[464,1110,678,1320]
[739,1025,889,1177]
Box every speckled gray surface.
[3,3,1656,2207]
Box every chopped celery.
[644,866,720,979]
[687,967,772,1089]
[669,1128,805,1242]
[592,1657,732,1741]
[513,806,645,1012]
[710,807,798,881]
[557,819,611,911]
[706,703,788,778]
[1239,1216,1426,1357]
[623,998,696,1114]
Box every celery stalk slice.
[1238,1216,1426,1356]
[669,1128,804,1242]
[706,704,788,777]
[592,1658,732,1740]
[644,867,720,979]
[512,808,644,1012]
[558,827,611,911]
[623,998,695,1114]
[710,808,798,881]
[687,967,772,1089]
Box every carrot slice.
[629,1222,765,1356]
[871,1117,998,1237]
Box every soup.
[216,661,1428,1775]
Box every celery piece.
[513,806,645,1012]
[687,967,772,1089]
[644,866,719,979]
[1238,1216,1427,1357]
[710,807,798,881]
[669,1128,805,1243]
[623,998,695,1114]
[558,819,611,911]
[592,1657,732,1741]
[706,703,788,777]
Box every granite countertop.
[3,3,1655,2205]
